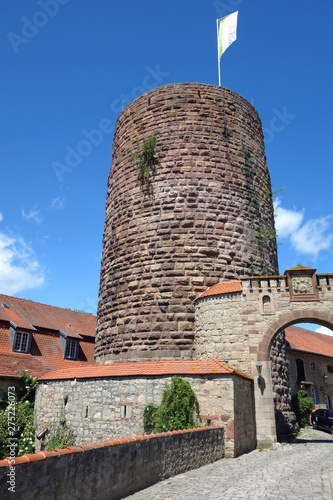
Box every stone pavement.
[125,427,333,499]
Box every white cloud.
[0,213,3,222]
[274,198,304,238]
[0,232,45,294]
[49,197,65,210]
[291,216,333,258]
[22,206,43,224]
[316,326,333,337]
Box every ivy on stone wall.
[128,134,157,194]
[143,377,202,433]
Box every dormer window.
[9,327,32,354]
[65,339,78,360]
[59,330,80,361]
[14,332,29,352]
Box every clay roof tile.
[195,280,242,301]
[38,359,251,381]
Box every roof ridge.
[213,358,234,373]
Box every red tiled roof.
[0,294,96,337]
[196,281,242,301]
[0,353,52,378]
[38,359,245,381]
[0,293,96,378]
[0,327,95,378]
[285,326,333,358]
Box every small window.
[311,387,317,405]
[65,340,78,360]
[1,302,10,309]
[328,365,333,374]
[296,358,305,382]
[310,362,316,371]
[119,403,132,419]
[13,332,30,353]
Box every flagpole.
[216,18,221,86]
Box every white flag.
[218,11,238,60]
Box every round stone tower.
[95,83,278,363]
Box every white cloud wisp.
[274,199,333,259]
[274,198,304,238]
[0,232,45,294]
[291,216,333,258]
[22,206,43,224]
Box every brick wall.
[95,82,278,363]
[34,373,256,458]
[0,427,224,500]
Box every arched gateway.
[194,265,333,448]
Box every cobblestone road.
[126,428,333,500]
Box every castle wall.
[34,373,255,458]
[95,83,278,363]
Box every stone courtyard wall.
[0,427,224,500]
[35,373,256,458]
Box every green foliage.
[291,390,314,427]
[0,371,38,459]
[128,134,157,192]
[143,403,158,434]
[256,227,277,243]
[46,426,75,451]
[143,377,201,433]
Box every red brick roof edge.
[195,280,242,301]
[37,359,252,381]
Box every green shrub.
[143,403,158,434]
[0,371,38,459]
[143,377,201,433]
[46,426,75,451]
[291,390,314,427]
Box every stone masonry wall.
[34,373,255,458]
[95,82,278,363]
[270,331,291,413]
[0,427,224,500]
[270,331,295,440]
[233,374,256,456]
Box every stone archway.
[194,265,333,448]
[255,310,333,446]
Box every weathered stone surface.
[0,428,225,500]
[34,373,256,459]
[95,83,278,362]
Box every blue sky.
[1,1,333,328]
